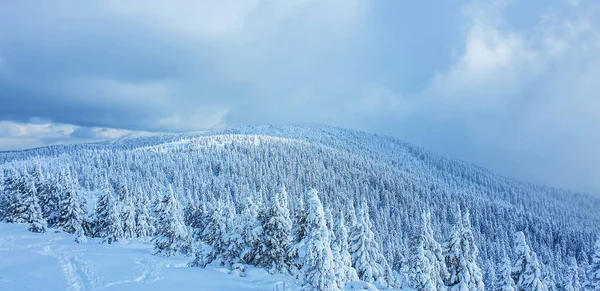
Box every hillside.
[1,124,599,290]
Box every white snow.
[0,223,301,291]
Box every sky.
[1,0,599,195]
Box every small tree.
[565,257,582,291]
[153,184,193,256]
[57,176,85,234]
[494,254,516,291]
[444,209,484,291]
[298,189,339,290]
[94,182,123,244]
[405,236,435,290]
[256,187,292,272]
[590,236,600,290]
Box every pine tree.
[422,210,449,291]
[256,187,292,272]
[6,172,30,223]
[24,178,47,233]
[74,224,87,243]
[121,196,137,239]
[239,196,262,265]
[135,188,155,238]
[331,210,359,288]
[202,200,231,265]
[512,232,547,291]
[405,236,435,291]
[444,209,484,290]
[298,189,339,290]
[57,179,85,234]
[94,182,123,244]
[565,257,582,291]
[494,254,516,291]
[348,202,392,286]
[153,184,193,256]
[590,235,600,290]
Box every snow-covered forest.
[1,125,599,290]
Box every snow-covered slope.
[1,124,599,289]
[0,223,301,291]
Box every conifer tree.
[121,196,137,239]
[512,232,547,291]
[24,178,47,233]
[331,210,359,288]
[298,189,339,291]
[590,236,600,290]
[256,187,292,272]
[239,196,262,265]
[153,184,193,256]
[422,210,449,291]
[135,188,155,238]
[57,178,85,234]
[565,257,582,291]
[405,236,435,290]
[444,209,484,290]
[494,254,516,291]
[348,202,392,286]
[94,181,123,244]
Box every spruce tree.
[590,235,600,290]
[298,189,339,290]
[153,184,193,256]
[512,232,547,291]
[256,188,292,272]
[24,178,47,233]
[422,210,449,291]
[331,210,359,288]
[135,188,155,238]
[348,202,392,286]
[565,257,581,291]
[94,182,123,244]
[121,196,137,239]
[405,236,435,290]
[494,254,516,291]
[57,179,85,234]
[444,209,484,290]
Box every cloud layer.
[1,0,599,194]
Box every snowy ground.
[0,223,302,291]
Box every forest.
[1,125,599,290]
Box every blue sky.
[1,0,599,195]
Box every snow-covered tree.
[348,202,393,286]
[57,175,85,234]
[298,189,339,290]
[74,224,87,243]
[121,196,137,239]
[153,184,193,256]
[24,178,47,233]
[135,188,155,238]
[256,187,292,272]
[422,210,449,290]
[512,231,547,291]
[444,208,484,290]
[564,257,582,291]
[239,196,262,265]
[495,254,516,291]
[331,210,359,288]
[590,236,600,290]
[405,236,435,290]
[94,182,123,244]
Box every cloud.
[1,0,600,194]
[0,121,134,151]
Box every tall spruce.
[443,208,484,290]
[298,189,339,291]
[153,184,193,256]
